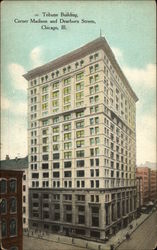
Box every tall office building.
[23,37,138,239]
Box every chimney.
[5,155,10,160]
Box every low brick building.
[136,167,157,206]
[0,170,23,250]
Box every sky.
[1,1,156,165]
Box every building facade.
[0,170,23,250]
[150,170,157,202]
[0,156,29,229]
[24,37,138,239]
[136,167,157,206]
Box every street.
[23,236,84,250]
[117,210,157,250]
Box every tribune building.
[23,37,138,240]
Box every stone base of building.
[28,187,137,241]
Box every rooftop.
[0,155,28,170]
[23,36,138,102]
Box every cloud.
[112,47,156,164]
[30,46,44,68]
[112,47,156,89]
[1,96,27,116]
[136,113,156,165]
[123,63,156,89]
[1,117,27,159]
[1,96,10,110]
[8,63,27,91]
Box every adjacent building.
[150,170,157,202]
[0,156,29,229]
[23,37,138,240]
[136,167,157,206]
[0,170,23,250]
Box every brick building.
[0,156,29,229]
[150,170,157,202]
[136,167,157,206]
[0,170,23,250]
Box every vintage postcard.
[1,1,156,250]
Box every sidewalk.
[23,211,153,250]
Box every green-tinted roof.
[0,156,28,170]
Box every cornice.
[23,37,138,102]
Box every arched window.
[10,197,17,213]
[2,219,7,237]
[9,179,17,193]
[10,218,17,236]
[10,247,18,250]
[0,199,7,214]
[0,179,7,193]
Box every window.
[78,215,85,224]
[32,173,39,179]
[10,197,17,213]
[52,81,59,89]
[76,140,84,148]
[42,103,48,110]
[10,219,17,236]
[77,170,84,177]
[76,111,84,118]
[42,86,48,93]
[10,246,18,250]
[43,172,49,178]
[53,162,60,169]
[77,160,84,167]
[64,161,72,168]
[53,116,59,124]
[42,154,49,161]
[76,150,84,158]
[42,128,48,135]
[64,151,72,159]
[64,114,71,121]
[96,158,99,166]
[53,172,60,178]
[53,126,59,133]
[64,133,71,141]
[0,179,7,193]
[96,180,99,188]
[90,159,94,167]
[9,179,17,193]
[64,77,71,86]
[52,90,59,98]
[64,142,72,150]
[76,120,84,129]
[63,123,71,131]
[64,171,71,177]
[52,100,59,107]
[64,96,71,104]
[91,180,94,188]
[42,94,48,102]
[43,146,48,152]
[76,82,84,91]
[53,135,59,142]
[42,119,49,126]
[53,153,60,160]
[43,137,48,144]
[64,86,71,95]
[0,199,7,214]
[76,130,84,138]
[76,91,83,100]
[76,72,84,81]
[2,220,7,237]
